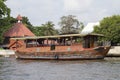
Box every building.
[81,22,99,34]
[3,15,35,49]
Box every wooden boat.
[10,33,111,60]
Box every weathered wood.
[15,46,110,60]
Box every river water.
[0,57,120,80]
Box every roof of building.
[81,22,100,34]
[4,15,35,37]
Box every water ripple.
[0,57,120,80]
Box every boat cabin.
[9,33,104,52]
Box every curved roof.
[81,22,99,34]
[4,22,35,37]
[4,14,35,37]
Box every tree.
[33,21,58,36]
[0,0,10,18]
[0,17,16,43]
[22,16,34,32]
[33,26,45,36]
[59,15,84,34]
[79,22,84,33]
[41,21,58,36]
[93,15,120,45]
[0,0,11,43]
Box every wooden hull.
[15,46,111,60]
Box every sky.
[5,0,120,28]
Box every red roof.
[4,22,35,37]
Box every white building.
[81,22,100,34]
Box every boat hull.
[15,46,110,60]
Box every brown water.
[0,57,120,80]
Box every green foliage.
[0,0,11,43]
[0,17,16,43]
[33,21,58,36]
[94,15,120,45]
[33,26,45,36]
[42,21,58,36]
[59,15,84,34]
[0,48,4,50]
[0,0,10,18]
[22,16,34,32]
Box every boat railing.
[95,41,111,47]
[103,41,111,46]
[26,43,73,48]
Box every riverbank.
[107,46,120,57]
[0,49,15,57]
